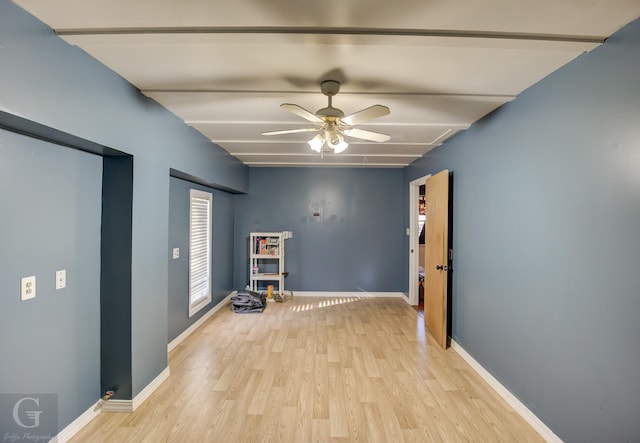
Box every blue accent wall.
[0,128,102,432]
[405,18,640,442]
[168,176,236,342]
[101,156,134,399]
[234,168,405,292]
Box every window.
[189,189,212,317]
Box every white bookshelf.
[249,232,285,295]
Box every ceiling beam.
[56,26,604,44]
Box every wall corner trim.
[51,400,102,443]
[168,291,237,353]
[450,340,563,443]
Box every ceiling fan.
[262,80,390,154]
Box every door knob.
[436,265,443,270]
[435,265,449,271]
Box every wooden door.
[424,170,450,349]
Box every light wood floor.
[71,296,543,442]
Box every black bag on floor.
[231,290,266,313]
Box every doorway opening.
[408,174,430,307]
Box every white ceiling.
[14,0,640,167]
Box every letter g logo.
[12,397,43,429]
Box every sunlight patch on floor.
[290,296,363,312]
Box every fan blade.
[262,128,320,136]
[343,128,391,142]
[342,105,390,126]
[281,103,324,123]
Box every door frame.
[408,173,430,305]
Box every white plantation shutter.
[189,189,212,316]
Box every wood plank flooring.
[71,296,543,442]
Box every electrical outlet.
[172,247,180,259]
[56,270,66,290]
[21,276,36,301]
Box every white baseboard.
[51,400,102,443]
[53,366,171,440]
[450,340,562,443]
[101,366,171,413]
[293,291,405,298]
[168,291,236,353]
[132,366,170,410]
[99,398,133,413]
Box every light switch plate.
[21,276,36,301]
[56,270,66,290]
[172,247,180,259]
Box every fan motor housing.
[320,80,340,96]
[316,107,344,119]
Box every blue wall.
[0,129,102,432]
[5,0,639,438]
[168,176,236,342]
[405,18,640,442]
[0,0,248,431]
[101,156,134,399]
[234,168,405,292]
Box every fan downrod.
[317,80,343,118]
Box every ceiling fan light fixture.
[329,131,349,153]
[308,133,324,152]
[326,126,340,146]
